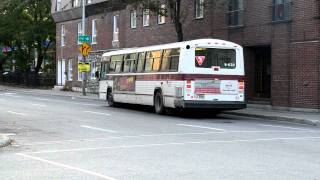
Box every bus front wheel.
[154,91,165,114]
[107,89,115,107]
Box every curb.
[222,111,320,126]
[0,135,12,148]
[18,90,100,101]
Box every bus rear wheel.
[154,91,165,114]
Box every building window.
[56,0,62,11]
[228,0,244,26]
[77,22,83,44]
[272,0,291,21]
[92,19,97,44]
[143,9,150,26]
[130,10,137,28]
[195,0,204,19]
[68,59,73,81]
[72,0,80,7]
[113,15,119,42]
[158,4,166,24]
[61,25,65,47]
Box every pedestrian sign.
[79,43,92,57]
[78,62,90,72]
[78,35,91,43]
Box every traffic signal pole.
[82,0,86,96]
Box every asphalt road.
[0,89,320,180]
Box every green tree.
[0,0,55,73]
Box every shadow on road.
[107,103,235,120]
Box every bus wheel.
[154,91,165,114]
[107,89,115,107]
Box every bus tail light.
[238,80,245,93]
[186,80,192,88]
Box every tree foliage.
[0,0,55,73]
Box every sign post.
[81,0,87,96]
[79,42,92,96]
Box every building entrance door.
[244,46,271,103]
[57,59,66,86]
[253,47,271,100]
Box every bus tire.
[107,88,115,107]
[154,91,165,114]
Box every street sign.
[79,43,92,57]
[78,35,91,43]
[78,62,90,72]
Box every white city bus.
[99,39,246,114]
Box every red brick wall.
[54,0,320,109]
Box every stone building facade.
[51,0,320,111]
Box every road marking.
[30,103,46,107]
[81,125,117,133]
[22,130,319,146]
[177,124,226,132]
[35,98,50,101]
[16,153,118,180]
[2,133,16,136]
[1,94,22,98]
[84,111,111,116]
[7,111,26,116]
[259,124,311,131]
[30,136,320,154]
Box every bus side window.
[152,50,162,71]
[137,52,146,72]
[110,55,124,73]
[161,48,180,71]
[170,49,180,71]
[123,53,136,73]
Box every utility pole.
[82,0,86,96]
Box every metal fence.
[0,72,56,87]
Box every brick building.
[51,0,320,111]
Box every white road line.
[177,124,226,132]
[84,111,111,116]
[22,130,319,146]
[30,136,320,154]
[16,153,117,180]
[30,103,46,107]
[1,94,22,98]
[81,125,117,133]
[7,111,26,116]
[259,124,312,131]
[35,98,50,101]
[4,93,17,95]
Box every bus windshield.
[195,48,236,69]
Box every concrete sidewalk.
[1,85,319,126]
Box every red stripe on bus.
[107,74,244,81]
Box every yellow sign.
[79,43,92,57]
[78,62,90,72]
